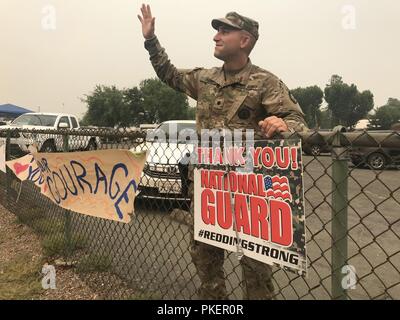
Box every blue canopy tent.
[0,104,33,120]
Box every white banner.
[7,149,148,223]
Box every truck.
[0,112,100,155]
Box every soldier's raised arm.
[137,4,203,100]
[137,3,155,40]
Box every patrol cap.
[212,12,259,40]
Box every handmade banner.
[7,150,148,223]
[194,139,307,275]
[6,154,48,194]
[0,138,6,173]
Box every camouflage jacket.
[144,36,308,138]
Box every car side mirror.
[59,123,69,129]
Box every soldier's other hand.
[258,116,288,138]
[137,3,155,39]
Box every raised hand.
[137,3,155,40]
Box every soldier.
[138,4,308,299]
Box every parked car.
[0,113,101,155]
[133,120,197,201]
[347,130,400,170]
[302,129,333,156]
[350,146,400,170]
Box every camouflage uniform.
[144,12,308,300]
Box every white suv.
[134,120,196,201]
[2,112,100,153]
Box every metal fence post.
[62,132,72,256]
[331,126,349,300]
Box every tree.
[81,85,129,128]
[291,86,324,128]
[81,78,195,128]
[368,98,400,130]
[318,108,333,129]
[139,78,192,123]
[324,75,374,128]
[187,106,196,120]
[123,87,145,127]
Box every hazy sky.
[1,0,399,120]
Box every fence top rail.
[0,127,147,138]
[0,127,399,147]
[286,130,400,147]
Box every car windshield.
[12,114,58,127]
[148,122,197,142]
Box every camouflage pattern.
[211,12,260,40]
[144,36,308,139]
[188,181,275,300]
[144,36,308,299]
[253,138,307,275]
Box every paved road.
[61,155,400,299]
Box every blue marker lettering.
[109,163,128,200]
[114,179,137,219]
[70,160,93,194]
[94,163,108,194]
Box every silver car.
[134,120,197,201]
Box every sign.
[5,153,48,194]
[194,139,307,275]
[0,138,6,173]
[7,150,148,223]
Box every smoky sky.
[0,0,399,119]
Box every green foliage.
[76,253,112,273]
[124,87,145,126]
[0,254,43,299]
[186,106,196,120]
[139,78,192,123]
[81,79,193,127]
[81,85,128,128]
[30,217,64,237]
[324,75,374,128]
[291,86,324,128]
[368,98,400,130]
[42,233,87,257]
[318,108,333,129]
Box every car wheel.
[86,140,97,151]
[40,141,56,153]
[367,152,387,170]
[310,145,321,156]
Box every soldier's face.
[213,26,243,61]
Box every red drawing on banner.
[13,163,29,175]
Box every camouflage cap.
[212,12,259,40]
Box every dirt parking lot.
[64,155,399,299]
[2,154,399,300]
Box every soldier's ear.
[240,34,251,50]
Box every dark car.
[302,129,333,156]
[347,130,400,170]
[349,146,400,170]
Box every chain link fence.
[0,127,399,300]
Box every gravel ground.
[0,203,99,300]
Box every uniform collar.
[208,59,254,87]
